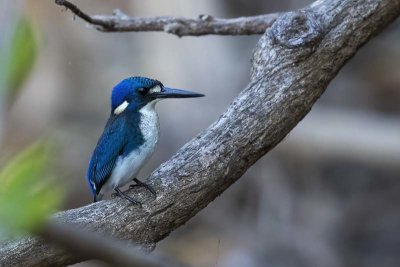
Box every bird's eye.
[138,88,146,94]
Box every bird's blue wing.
[87,116,125,196]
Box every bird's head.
[111,76,204,115]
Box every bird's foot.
[129,178,157,198]
[112,187,142,206]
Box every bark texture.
[1,0,400,266]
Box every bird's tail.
[94,193,104,202]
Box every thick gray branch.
[2,0,399,266]
[55,0,279,36]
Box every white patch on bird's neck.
[114,100,129,115]
[138,99,161,167]
[141,99,160,112]
[139,100,160,144]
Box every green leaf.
[0,142,63,237]
[2,16,39,100]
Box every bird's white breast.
[100,100,160,194]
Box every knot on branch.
[164,21,187,37]
[270,10,323,48]
[112,9,130,20]
[198,14,213,22]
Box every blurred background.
[1,1,399,267]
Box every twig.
[55,0,279,36]
[55,0,113,27]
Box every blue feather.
[86,111,145,196]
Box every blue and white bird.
[87,76,204,204]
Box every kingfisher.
[87,76,204,204]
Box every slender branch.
[1,0,400,266]
[56,0,93,23]
[55,0,279,36]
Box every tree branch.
[2,0,399,266]
[37,221,190,267]
[55,0,279,36]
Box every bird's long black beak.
[153,87,205,99]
